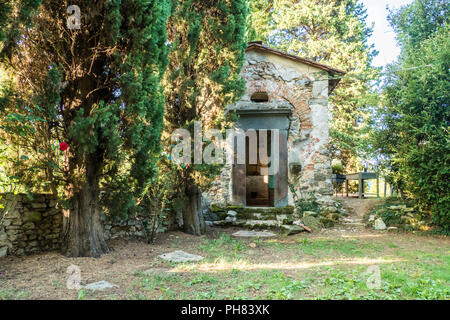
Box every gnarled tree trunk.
[62,155,109,258]
[182,183,206,236]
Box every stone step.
[213,217,298,229]
[211,204,295,221]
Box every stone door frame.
[231,108,291,208]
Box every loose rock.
[225,216,237,223]
[84,281,119,291]
[281,225,305,235]
[301,216,323,231]
[159,250,204,263]
[227,210,238,217]
[374,218,387,230]
[232,230,276,238]
[0,246,7,258]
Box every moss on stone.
[23,211,42,222]
[302,216,323,231]
[211,204,294,215]
[210,204,295,225]
[319,217,335,228]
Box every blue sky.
[362,0,414,68]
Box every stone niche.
[204,42,345,212]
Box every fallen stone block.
[159,250,204,263]
[281,225,306,235]
[84,281,119,291]
[244,220,279,228]
[374,218,387,230]
[227,210,238,217]
[232,230,276,238]
[301,216,323,231]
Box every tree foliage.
[247,0,380,171]
[163,0,248,235]
[373,0,449,231]
[0,1,171,256]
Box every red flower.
[59,142,68,151]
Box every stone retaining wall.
[103,218,147,240]
[0,194,159,258]
[0,193,61,257]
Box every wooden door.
[274,129,288,207]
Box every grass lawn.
[1,226,448,300]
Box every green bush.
[373,1,450,231]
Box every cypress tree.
[164,0,248,235]
[0,1,170,257]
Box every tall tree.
[374,0,449,231]
[164,0,248,235]
[248,0,379,171]
[0,1,170,256]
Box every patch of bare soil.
[337,197,385,218]
[0,231,215,299]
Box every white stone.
[369,215,376,222]
[374,218,387,230]
[225,216,237,223]
[84,281,119,291]
[227,210,238,217]
[232,230,276,238]
[159,250,204,263]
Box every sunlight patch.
[169,257,406,273]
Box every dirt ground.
[336,197,384,217]
[0,198,448,300]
